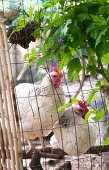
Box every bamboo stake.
[0,150,3,170]
[1,22,23,170]
[0,29,15,170]
[0,27,20,169]
[1,23,12,82]
[0,82,11,170]
[0,122,6,170]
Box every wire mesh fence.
[0,1,109,170]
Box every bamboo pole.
[0,81,11,170]
[0,151,3,170]
[1,22,23,170]
[0,122,6,170]
[0,27,20,169]
[0,29,15,170]
[1,24,12,81]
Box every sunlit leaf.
[70,98,79,103]
[85,110,96,122]
[34,10,40,22]
[58,103,72,112]
[87,87,100,105]
[90,15,107,25]
[29,6,34,18]
[24,48,37,63]
[61,19,72,35]
[32,28,41,38]
[103,137,109,145]
[44,2,53,8]
[103,53,109,64]
[94,109,105,122]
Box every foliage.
[10,0,109,144]
[10,1,109,82]
[24,48,37,63]
[9,1,109,83]
[103,137,109,145]
[87,87,100,105]
[36,0,109,83]
[58,98,79,112]
[9,6,43,38]
[84,109,105,122]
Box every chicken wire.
[0,1,109,170]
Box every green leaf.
[95,28,107,47]
[85,110,96,122]
[103,53,109,64]
[44,2,53,8]
[90,15,107,25]
[24,48,37,63]
[34,10,40,22]
[24,53,28,61]
[69,47,77,56]
[96,81,101,87]
[29,6,34,18]
[61,19,72,35]
[86,23,98,34]
[32,28,41,38]
[86,64,97,78]
[77,13,91,21]
[67,58,82,81]
[52,14,64,26]
[37,55,51,66]
[58,98,79,112]
[70,98,79,103]
[59,53,70,70]
[92,95,99,100]
[103,137,109,145]
[87,87,100,105]
[99,6,106,15]
[58,103,72,112]
[15,16,29,31]
[73,71,79,81]
[94,109,105,122]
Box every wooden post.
[0,150,2,170]
[1,21,23,170]
[0,81,11,170]
[0,62,15,169]
[0,122,6,170]
[0,27,18,169]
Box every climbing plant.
[9,0,109,83]
[9,0,109,143]
[37,0,109,83]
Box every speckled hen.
[50,101,98,156]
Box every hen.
[50,101,98,156]
[15,67,65,148]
